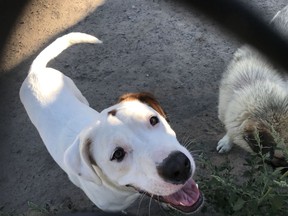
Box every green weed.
[198,134,288,215]
[27,201,49,214]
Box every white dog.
[217,5,288,169]
[19,33,203,213]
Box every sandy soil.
[0,0,287,215]
[0,0,104,72]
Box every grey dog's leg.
[217,133,233,153]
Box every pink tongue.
[162,179,200,206]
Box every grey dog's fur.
[217,5,288,168]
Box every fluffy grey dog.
[217,5,288,168]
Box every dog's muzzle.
[153,151,203,214]
[157,151,191,184]
[127,151,203,214]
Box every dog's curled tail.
[30,32,102,72]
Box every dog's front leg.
[217,133,233,153]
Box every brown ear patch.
[243,120,276,154]
[119,92,168,121]
[243,120,288,171]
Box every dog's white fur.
[19,33,197,211]
[217,5,288,162]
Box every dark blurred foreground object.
[59,212,135,216]
[0,0,31,64]
[170,0,288,73]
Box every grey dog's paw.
[217,134,233,153]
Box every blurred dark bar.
[171,0,288,73]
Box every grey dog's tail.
[30,32,102,73]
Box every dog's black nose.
[157,151,191,184]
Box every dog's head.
[64,92,203,213]
[242,119,288,170]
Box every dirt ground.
[0,0,287,215]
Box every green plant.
[27,201,49,214]
[197,136,288,216]
[25,198,77,215]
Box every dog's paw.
[217,135,233,153]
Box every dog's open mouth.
[159,178,203,214]
[132,178,203,214]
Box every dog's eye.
[150,116,159,126]
[111,147,126,162]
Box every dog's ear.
[243,120,275,154]
[64,137,102,185]
[119,92,169,121]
